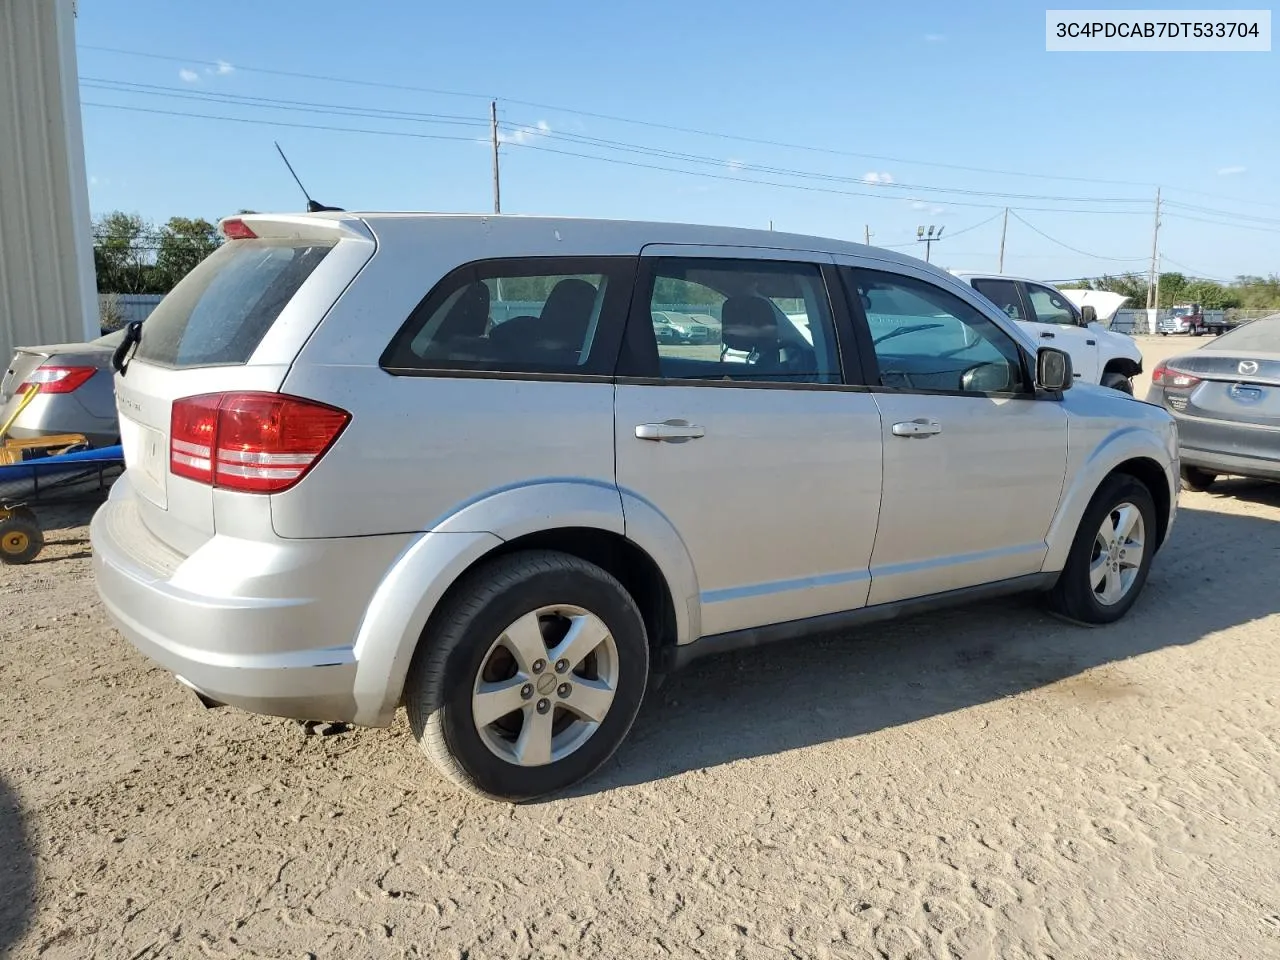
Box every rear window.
[381,257,634,376]
[1213,316,1280,351]
[134,239,334,368]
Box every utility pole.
[1146,187,1161,310]
[490,100,501,215]
[864,224,871,245]
[997,207,1008,273]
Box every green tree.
[155,216,221,289]
[93,211,155,294]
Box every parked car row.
[1146,314,1280,489]
[89,212,1180,802]
[954,272,1145,394]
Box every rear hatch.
[113,214,375,555]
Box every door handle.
[891,418,942,438]
[636,420,705,442]
[1086,339,1096,345]
[1040,331,1056,339]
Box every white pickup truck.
[951,272,1144,394]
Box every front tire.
[1100,371,1134,395]
[1046,474,1157,624]
[404,550,649,801]
[1180,466,1217,492]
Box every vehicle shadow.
[568,501,1280,796]
[0,776,35,955]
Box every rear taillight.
[170,392,350,493]
[1151,363,1201,390]
[17,365,97,394]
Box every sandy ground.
[3,334,1279,960]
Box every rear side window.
[381,257,634,376]
[134,239,335,368]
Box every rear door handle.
[891,418,942,438]
[1086,339,1096,345]
[1040,331,1056,339]
[636,420,705,442]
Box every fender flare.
[1042,427,1177,572]
[348,480,699,726]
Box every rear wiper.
[111,321,143,375]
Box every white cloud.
[925,33,946,42]
[216,60,234,75]
[862,171,894,185]
[499,119,551,145]
[179,68,200,83]
[89,175,98,186]
[726,158,746,171]
[1217,165,1246,176]
[910,199,944,214]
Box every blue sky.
[75,0,1278,282]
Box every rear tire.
[1180,466,1217,492]
[1100,371,1134,395]
[404,550,649,801]
[1046,474,1157,625]
[0,510,43,565]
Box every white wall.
[0,0,97,360]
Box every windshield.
[1170,306,1194,317]
[1210,316,1280,352]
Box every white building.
[0,0,98,365]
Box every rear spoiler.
[217,213,374,244]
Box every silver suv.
[91,214,1179,801]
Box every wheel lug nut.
[557,682,571,698]
[520,683,533,700]
[532,659,546,674]
[536,698,551,714]
[555,658,569,674]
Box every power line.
[500,120,1150,206]
[77,43,1228,196]
[79,74,1154,208]
[81,100,488,144]
[81,78,490,127]
[1008,211,1148,261]
[1162,198,1280,226]
[1162,211,1280,235]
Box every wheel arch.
[1043,431,1176,572]
[1102,356,1142,379]
[349,481,698,726]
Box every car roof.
[305,211,939,272]
[949,271,1057,286]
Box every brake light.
[170,392,350,493]
[221,218,257,240]
[1151,363,1201,389]
[17,365,97,394]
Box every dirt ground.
[3,334,1278,960]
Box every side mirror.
[1079,305,1097,326]
[1036,347,1073,392]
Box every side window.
[850,270,1028,394]
[381,257,632,375]
[1026,284,1078,326]
[642,258,842,384]
[971,278,1026,322]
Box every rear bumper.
[1181,446,1280,481]
[90,479,413,723]
[1172,414,1280,481]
